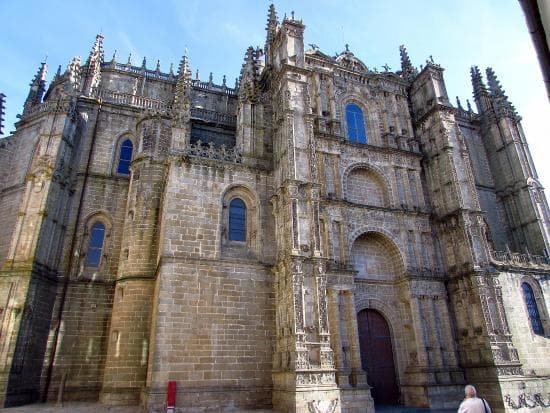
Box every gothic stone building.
[0,6,549,413]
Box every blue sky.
[1,0,548,186]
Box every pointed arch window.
[86,222,106,267]
[117,139,133,175]
[346,103,367,144]
[229,198,246,241]
[522,282,544,335]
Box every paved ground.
[0,402,458,413]
[0,402,145,413]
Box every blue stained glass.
[229,198,246,241]
[522,282,544,336]
[345,103,367,144]
[86,222,105,267]
[117,139,133,175]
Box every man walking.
[458,385,492,413]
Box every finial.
[235,77,239,89]
[456,96,463,110]
[195,69,199,80]
[127,53,132,65]
[112,50,117,63]
[345,43,349,52]
[466,99,473,112]
[209,72,213,84]
[382,63,391,72]
[169,62,174,75]
[291,11,295,20]
[156,59,161,72]
[141,56,147,69]
[222,75,226,86]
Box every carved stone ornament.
[505,393,550,409]
[308,399,339,413]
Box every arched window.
[346,103,367,144]
[522,282,544,335]
[228,198,246,241]
[86,222,106,267]
[117,139,133,175]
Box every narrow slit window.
[521,282,544,335]
[86,222,106,267]
[117,139,133,175]
[345,103,367,144]
[229,198,246,241]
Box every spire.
[54,64,62,80]
[470,66,491,114]
[470,66,486,100]
[266,3,278,43]
[485,67,520,121]
[82,34,104,96]
[238,46,261,102]
[265,3,279,66]
[23,62,47,115]
[173,51,192,123]
[399,45,418,82]
[66,56,82,95]
[86,34,104,66]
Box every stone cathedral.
[0,5,549,413]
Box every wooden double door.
[357,309,399,405]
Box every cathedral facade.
[0,5,549,413]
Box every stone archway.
[357,309,399,406]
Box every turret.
[271,11,305,70]
[22,62,47,116]
[472,65,550,255]
[81,34,104,96]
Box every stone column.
[327,288,349,387]
[343,290,368,387]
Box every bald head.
[464,385,477,398]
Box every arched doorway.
[357,309,399,405]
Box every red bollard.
[166,381,176,413]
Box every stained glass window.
[522,282,544,335]
[117,139,133,175]
[346,103,367,144]
[229,198,246,241]
[86,222,106,267]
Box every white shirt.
[458,397,491,413]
